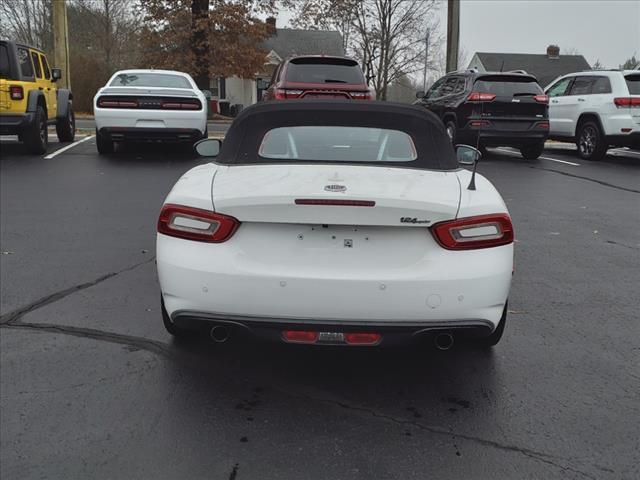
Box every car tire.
[56,104,76,142]
[519,141,545,160]
[444,120,456,144]
[25,105,48,155]
[472,303,507,348]
[161,296,191,338]
[96,129,114,154]
[576,120,607,160]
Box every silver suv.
[545,70,640,160]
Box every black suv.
[414,71,549,159]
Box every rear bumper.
[157,230,513,333]
[94,107,206,135]
[98,127,203,143]
[606,132,640,148]
[0,113,35,133]
[458,119,549,147]
[171,311,495,346]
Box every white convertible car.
[156,101,514,349]
[93,69,207,153]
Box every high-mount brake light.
[431,214,514,250]
[295,199,376,207]
[533,94,549,104]
[9,85,24,100]
[467,92,496,102]
[157,204,239,243]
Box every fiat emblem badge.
[324,184,346,193]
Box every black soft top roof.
[216,100,458,171]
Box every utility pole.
[52,0,71,89]
[422,29,430,92]
[446,0,460,73]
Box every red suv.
[263,56,374,101]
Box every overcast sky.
[456,0,639,68]
[278,0,639,70]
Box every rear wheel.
[56,104,76,142]
[444,120,456,144]
[96,129,114,154]
[519,141,545,160]
[25,105,48,154]
[576,120,607,160]
[472,303,507,348]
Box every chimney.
[266,16,276,35]
[547,45,560,59]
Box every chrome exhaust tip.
[210,325,230,343]
[435,332,454,350]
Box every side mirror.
[455,144,481,165]
[201,89,212,100]
[51,68,62,81]
[415,90,425,99]
[455,144,481,190]
[194,138,221,157]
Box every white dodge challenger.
[93,69,207,154]
[156,101,514,349]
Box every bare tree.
[0,0,53,54]
[292,0,442,100]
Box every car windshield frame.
[109,72,192,89]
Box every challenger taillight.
[9,85,24,100]
[533,94,549,104]
[614,97,640,108]
[431,214,514,250]
[157,204,239,243]
[160,99,201,110]
[97,97,138,108]
[467,92,496,102]
[275,89,303,99]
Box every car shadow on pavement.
[97,141,203,164]
[167,335,499,418]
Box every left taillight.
[157,204,239,243]
[9,85,23,100]
[431,214,514,250]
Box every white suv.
[545,70,640,160]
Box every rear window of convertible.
[259,126,417,162]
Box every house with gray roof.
[218,17,345,109]
[467,45,591,89]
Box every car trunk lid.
[211,164,460,226]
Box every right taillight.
[614,97,640,108]
[533,94,549,104]
[431,214,514,250]
[157,204,239,243]
[467,92,496,102]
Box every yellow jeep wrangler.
[0,40,75,154]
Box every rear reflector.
[344,333,381,345]
[469,120,490,128]
[536,121,550,129]
[157,204,239,243]
[467,92,496,102]
[295,199,375,207]
[431,213,514,250]
[282,331,319,343]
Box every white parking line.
[495,147,580,166]
[44,135,94,159]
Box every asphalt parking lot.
[1,135,639,479]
